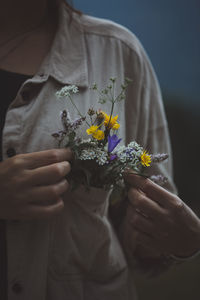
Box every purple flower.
[151,153,169,163]
[70,117,86,130]
[150,175,168,185]
[109,154,117,161]
[108,134,121,153]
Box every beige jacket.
[3,2,176,300]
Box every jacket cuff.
[170,249,200,262]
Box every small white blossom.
[79,148,108,166]
[116,142,142,165]
[56,85,79,98]
[79,149,96,160]
[96,150,108,165]
[127,141,143,152]
[72,85,79,94]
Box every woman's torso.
[1,2,174,299]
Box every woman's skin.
[124,174,200,258]
[0,0,199,257]
[0,149,72,219]
[0,0,57,75]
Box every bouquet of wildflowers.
[53,78,168,202]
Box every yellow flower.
[86,125,99,135]
[103,112,120,130]
[86,125,104,140]
[140,151,151,167]
[92,130,105,140]
[112,123,120,130]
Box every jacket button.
[6,148,16,157]
[39,73,45,77]
[12,283,23,294]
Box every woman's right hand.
[0,148,72,220]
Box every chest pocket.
[48,186,127,281]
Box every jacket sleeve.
[125,37,177,193]
[109,37,178,276]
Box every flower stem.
[107,101,114,128]
[68,95,90,126]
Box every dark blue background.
[74,0,200,110]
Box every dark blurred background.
[73,0,200,299]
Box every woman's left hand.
[123,173,200,258]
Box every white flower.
[79,148,108,166]
[96,150,108,165]
[56,85,79,98]
[72,85,79,94]
[79,149,96,160]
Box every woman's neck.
[0,0,49,42]
[0,0,58,76]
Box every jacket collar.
[37,2,88,88]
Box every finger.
[125,173,176,208]
[128,206,155,236]
[133,228,162,252]
[129,206,167,241]
[27,179,69,205]
[128,187,165,220]
[21,197,64,220]
[124,230,138,258]
[27,161,71,186]
[20,148,73,169]
[134,233,163,258]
